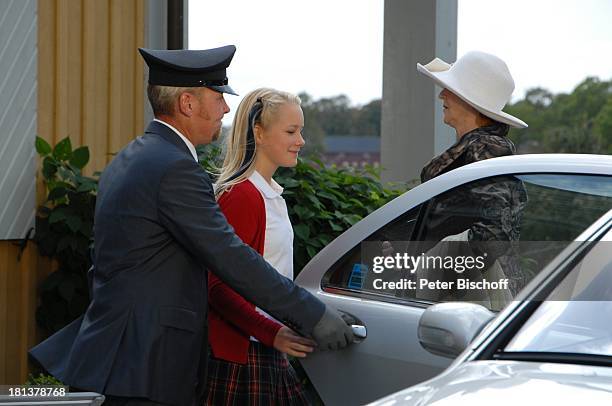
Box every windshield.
[505,229,612,357]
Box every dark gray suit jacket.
[30,121,325,406]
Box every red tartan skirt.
[204,341,310,405]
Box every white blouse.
[248,170,294,330]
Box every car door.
[296,171,612,406]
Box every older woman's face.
[438,88,480,130]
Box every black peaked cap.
[139,45,238,95]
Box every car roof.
[414,153,611,199]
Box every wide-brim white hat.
[417,51,527,128]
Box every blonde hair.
[147,84,199,116]
[215,88,301,197]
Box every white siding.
[0,0,37,240]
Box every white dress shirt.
[248,170,295,335]
[154,118,198,162]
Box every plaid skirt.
[204,341,310,406]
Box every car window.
[322,174,611,310]
[504,228,612,358]
[414,174,612,309]
[322,205,422,299]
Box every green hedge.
[274,158,406,273]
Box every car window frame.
[319,172,612,311]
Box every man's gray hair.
[147,84,197,116]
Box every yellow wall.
[0,0,145,384]
[0,244,41,384]
[38,0,146,175]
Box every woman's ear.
[254,123,265,145]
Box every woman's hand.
[272,326,317,357]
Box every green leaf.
[306,194,322,209]
[305,238,322,247]
[317,191,337,201]
[345,214,362,226]
[57,166,76,183]
[293,205,314,220]
[306,245,318,258]
[316,234,332,246]
[47,187,68,202]
[294,223,310,240]
[35,136,52,156]
[328,221,344,232]
[53,137,72,161]
[42,157,59,179]
[280,178,300,188]
[70,146,90,169]
[65,215,82,233]
[76,181,97,193]
[49,208,68,224]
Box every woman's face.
[438,88,480,130]
[255,103,305,168]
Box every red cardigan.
[208,180,283,364]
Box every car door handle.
[339,310,367,343]
[351,324,367,341]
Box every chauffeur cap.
[138,45,238,95]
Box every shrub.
[34,137,98,333]
[25,373,64,386]
[276,159,406,273]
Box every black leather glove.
[312,305,355,350]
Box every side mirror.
[418,302,494,358]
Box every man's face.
[188,87,230,145]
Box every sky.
[189,0,612,123]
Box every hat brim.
[207,84,239,96]
[417,63,528,129]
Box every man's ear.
[177,92,196,117]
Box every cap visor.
[208,84,238,96]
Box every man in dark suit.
[30,45,354,406]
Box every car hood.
[369,360,612,405]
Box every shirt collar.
[248,170,283,199]
[154,118,198,162]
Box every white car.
[295,154,612,405]
[370,208,612,405]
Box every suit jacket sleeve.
[157,159,324,336]
[208,186,282,346]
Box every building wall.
[38,0,146,176]
[0,0,146,384]
[0,0,37,240]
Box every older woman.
[417,50,527,182]
[415,51,529,303]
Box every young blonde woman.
[205,88,315,405]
